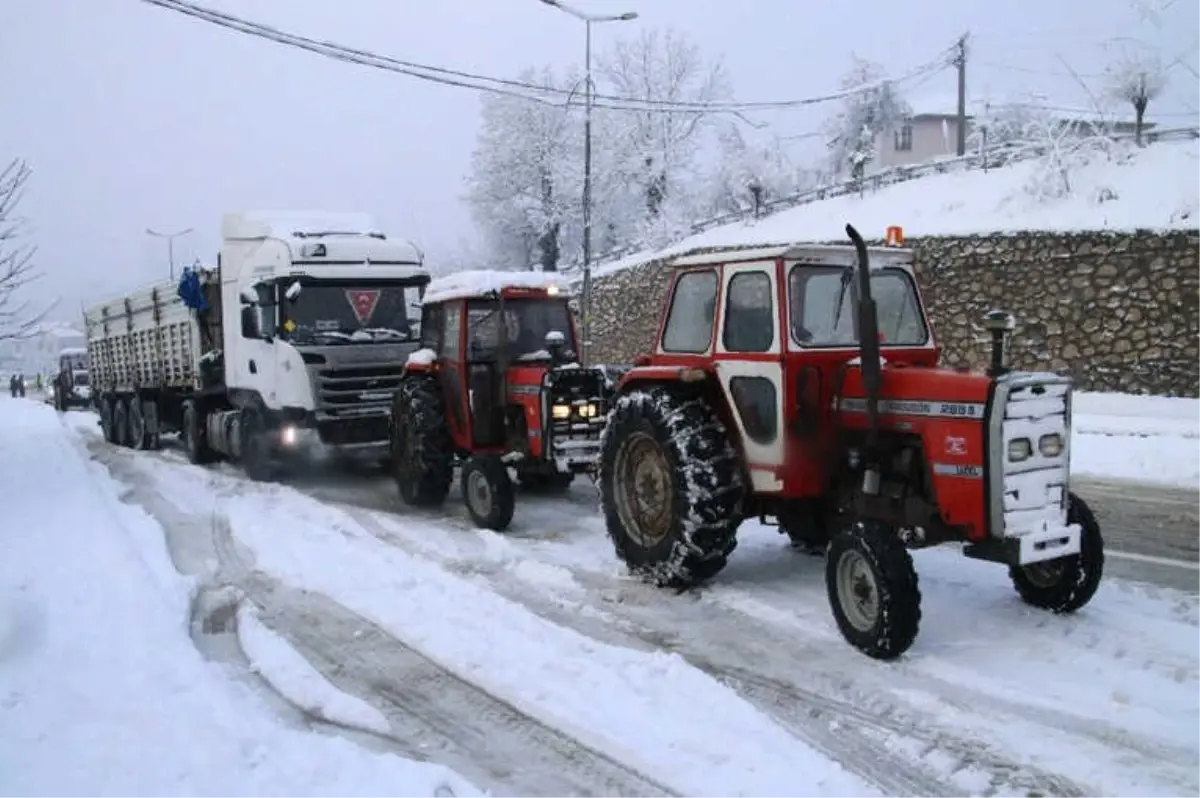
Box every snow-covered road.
[3,397,1198,796]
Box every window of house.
[894,124,913,152]
[661,269,718,353]
[722,271,775,353]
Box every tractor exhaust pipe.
[845,225,882,470]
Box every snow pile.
[406,347,437,367]
[424,269,568,304]
[1071,390,1199,488]
[596,138,1200,277]
[0,398,477,796]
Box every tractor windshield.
[788,265,928,347]
[466,298,575,361]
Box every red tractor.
[598,224,1104,660]
[391,271,610,531]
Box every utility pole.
[537,0,637,366]
[146,226,194,281]
[954,32,969,157]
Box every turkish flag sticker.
[345,289,382,325]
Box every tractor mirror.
[285,281,302,302]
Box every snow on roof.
[222,210,381,241]
[594,138,1199,280]
[423,269,569,304]
[59,347,87,356]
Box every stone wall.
[587,229,1200,397]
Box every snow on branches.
[1103,49,1167,146]
[821,57,911,180]
[0,159,50,341]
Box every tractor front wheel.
[599,387,745,588]
[391,376,454,507]
[461,456,515,531]
[826,520,922,660]
[1009,492,1104,614]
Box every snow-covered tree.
[822,57,911,178]
[595,28,732,239]
[704,122,798,216]
[465,67,580,271]
[1103,50,1167,146]
[0,159,50,341]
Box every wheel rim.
[1022,559,1068,588]
[466,469,492,517]
[836,549,880,633]
[613,432,674,548]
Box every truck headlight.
[1007,438,1032,462]
[552,404,571,420]
[1038,433,1063,458]
[280,425,298,446]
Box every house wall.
[876,116,967,168]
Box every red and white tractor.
[598,224,1105,659]
[390,271,610,531]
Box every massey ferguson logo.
[345,290,381,325]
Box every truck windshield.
[73,372,89,387]
[788,265,928,347]
[466,298,575,360]
[281,281,425,345]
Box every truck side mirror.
[239,285,259,306]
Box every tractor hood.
[837,363,992,418]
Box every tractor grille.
[987,372,1080,565]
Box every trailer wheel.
[826,520,922,660]
[599,387,744,589]
[128,396,153,450]
[391,376,454,507]
[1009,492,1105,614]
[99,396,117,443]
[182,400,216,465]
[461,456,515,532]
[112,398,131,448]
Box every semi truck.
[84,210,432,479]
[52,347,92,410]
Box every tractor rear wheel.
[391,375,454,507]
[461,456,515,531]
[826,520,922,660]
[1009,492,1104,614]
[599,387,744,588]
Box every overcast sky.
[1,0,1196,324]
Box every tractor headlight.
[1038,433,1063,458]
[577,403,598,419]
[1007,438,1032,462]
[552,404,571,420]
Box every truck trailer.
[84,211,431,479]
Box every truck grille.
[316,364,405,415]
[987,372,1080,564]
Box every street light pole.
[146,226,194,281]
[538,0,637,366]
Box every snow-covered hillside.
[596,138,1200,277]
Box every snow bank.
[0,397,477,796]
[596,138,1200,278]
[216,488,872,797]
[236,603,392,736]
[1072,391,1199,488]
[424,269,568,304]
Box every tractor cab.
[392,270,609,531]
[601,224,1102,661]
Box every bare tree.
[0,159,51,341]
[1104,50,1167,146]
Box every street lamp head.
[618,11,638,20]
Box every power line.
[139,0,956,114]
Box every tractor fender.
[613,364,710,395]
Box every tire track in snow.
[89,439,673,798]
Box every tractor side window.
[443,304,462,359]
[661,269,718,353]
[421,304,443,352]
[722,271,775,353]
[729,376,778,443]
